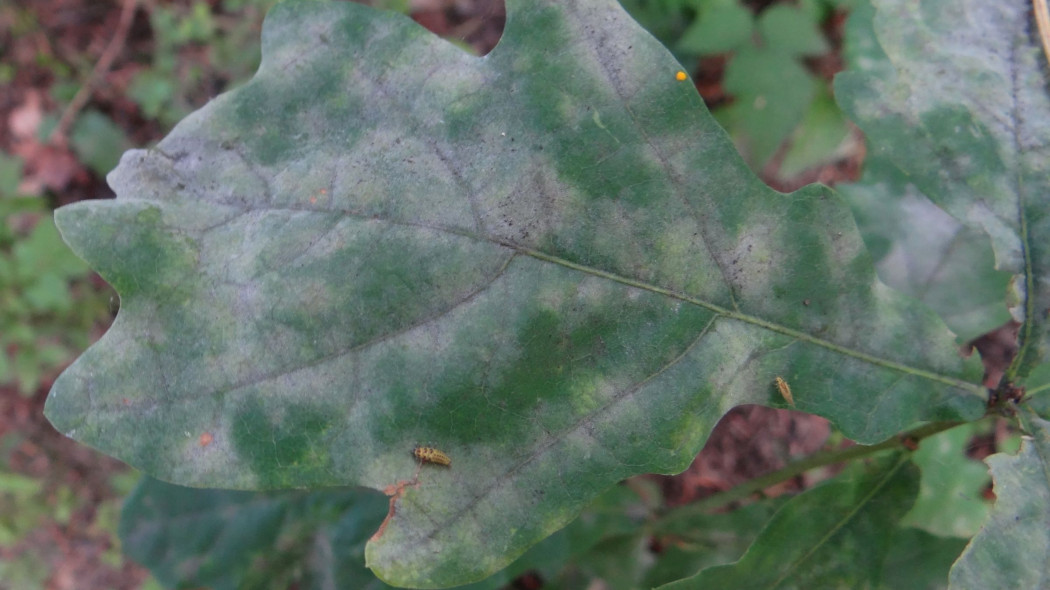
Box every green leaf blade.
[659,454,920,589]
[48,1,985,586]
[835,0,1050,376]
[721,47,815,166]
[120,477,393,590]
[880,527,967,590]
[676,0,753,55]
[948,416,1050,589]
[757,4,829,57]
[900,424,990,538]
[839,156,1012,342]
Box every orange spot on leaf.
[675,70,688,81]
[199,432,214,447]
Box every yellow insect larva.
[413,446,452,467]
[774,376,796,408]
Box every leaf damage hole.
[372,477,422,541]
[411,0,506,56]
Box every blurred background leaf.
[622,0,856,182]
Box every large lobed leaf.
[120,476,648,589]
[948,415,1050,589]
[835,0,1050,378]
[120,478,393,590]
[47,0,983,586]
[838,154,1011,343]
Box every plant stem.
[50,0,139,146]
[649,420,965,530]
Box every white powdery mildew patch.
[106,149,196,205]
[267,156,344,209]
[418,55,488,109]
[575,199,659,276]
[257,4,339,72]
[725,219,780,300]
[327,131,480,228]
[391,38,483,111]
[874,0,1019,135]
[110,136,277,213]
[867,0,1046,275]
[564,0,667,106]
[572,270,627,306]
[482,155,581,247]
[197,211,300,280]
[616,326,734,454]
[531,277,569,312]
[174,422,256,488]
[691,319,770,411]
[963,200,1022,272]
[397,305,463,361]
[878,191,966,287]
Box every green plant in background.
[833,0,1014,343]
[0,470,53,590]
[39,0,1050,588]
[129,0,410,130]
[622,0,858,177]
[69,110,135,177]
[1,0,293,396]
[0,462,137,587]
[130,0,279,128]
[2,3,132,177]
[0,470,46,548]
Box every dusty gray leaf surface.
[48,0,983,585]
[836,0,1050,375]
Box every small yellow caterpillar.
[774,376,795,408]
[413,446,452,467]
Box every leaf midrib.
[223,2,981,392]
[1006,25,1037,381]
[299,203,982,393]
[102,197,982,422]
